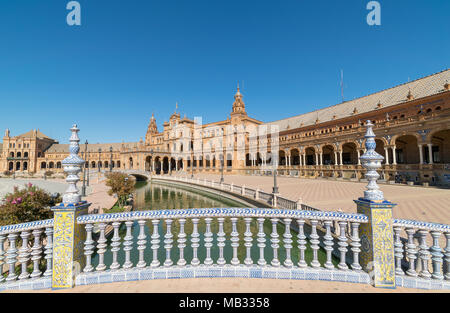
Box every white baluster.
[96,223,107,271]
[43,227,53,277]
[393,226,404,276]
[151,219,160,268]
[217,218,226,266]
[137,220,147,268]
[323,221,334,269]
[123,221,133,269]
[337,221,348,270]
[310,220,320,268]
[405,228,418,277]
[230,217,240,265]
[18,231,31,280]
[444,232,450,280]
[418,230,431,279]
[283,218,293,267]
[257,218,266,266]
[83,224,94,272]
[350,222,362,271]
[164,219,173,267]
[430,231,443,280]
[297,219,307,268]
[110,222,121,270]
[30,229,43,278]
[177,219,187,266]
[244,217,253,266]
[191,218,200,266]
[270,218,280,267]
[204,218,213,266]
[6,233,18,281]
[0,235,6,283]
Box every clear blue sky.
[0,0,448,144]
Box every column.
[384,148,389,165]
[315,153,318,165]
[302,153,306,166]
[418,144,424,164]
[334,151,338,165]
[319,152,323,166]
[392,146,397,165]
[339,151,343,165]
[427,143,433,164]
[357,150,361,165]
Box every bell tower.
[230,84,247,124]
[145,113,158,145]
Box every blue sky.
[0,0,448,144]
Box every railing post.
[355,121,396,289]
[51,124,90,289]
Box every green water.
[93,181,337,268]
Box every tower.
[145,113,158,145]
[230,84,247,125]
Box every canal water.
[93,181,336,268]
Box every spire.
[232,83,246,115]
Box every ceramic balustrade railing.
[76,208,368,274]
[276,196,298,211]
[258,191,273,203]
[0,219,53,284]
[392,219,450,281]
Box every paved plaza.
[176,173,450,225]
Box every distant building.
[1,69,449,186]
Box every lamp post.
[272,155,279,194]
[191,155,194,179]
[109,146,113,172]
[81,140,88,197]
[98,148,101,173]
[220,155,224,183]
[86,140,90,186]
[150,149,154,176]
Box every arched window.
[17,152,22,158]
[9,152,14,158]
[24,152,28,157]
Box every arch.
[15,162,21,171]
[17,152,22,158]
[177,158,183,170]
[41,162,47,169]
[9,152,14,158]
[24,152,29,158]
[395,135,419,164]
[56,162,62,169]
[104,161,109,169]
[145,156,152,171]
[429,129,450,163]
[8,162,13,171]
[91,161,96,168]
[279,150,286,165]
[391,133,420,146]
[245,153,251,167]
[117,160,121,168]
[98,161,103,169]
[321,144,335,165]
[128,157,133,170]
[154,156,162,174]
[290,148,300,165]
[49,161,55,169]
[304,146,316,165]
[341,142,358,165]
[163,157,169,174]
[226,153,233,168]
[170,157,176,171]
[23,162,28,171]
[205,154,211,168]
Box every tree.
[0,183,61,226]
[105,172,135,208]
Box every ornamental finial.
[61,124,85,204]
[359,120,384,201]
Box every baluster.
[83,224,94,272]
[229,217,239,265]
[283,218,293,267]
[123,221,133,269]
[405,228,418,277]
[257,218,266,266]
[30,229,43,278]
[310,220,320,268]
[6,233,18,281]
[418,230,431,279]
[217,218,226,266]
[177,219,187,266]
[96,223,107,271]
[18,231,31,280]
[270,218,280,267]
[137,220,147,268]
[110,222,121,270]
[0,234,6,283]
[204,218,213,266]
[151,220,160,268]
[350,222,362,271]
[43,227,53,277]
[444,232,450,280]
[393,226,404,276]
[244,218,253,266]
[164,219,173,267]
[297,219,307,268]
[322,221,334,269]
[337,221,348,270]
[430,231,443,280]
[191,218,200,266]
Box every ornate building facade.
[1,69,449,186]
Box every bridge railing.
[392,219,450,281]
[0,219,53,284]
[76,208,367,275]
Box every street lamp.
[272,154,279,194]
[82,140,88,197]
[220,155,224,183]
[109,146,113,172]
[98,148,101,173]
[150,149,154,175]
[86,140,90,186]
